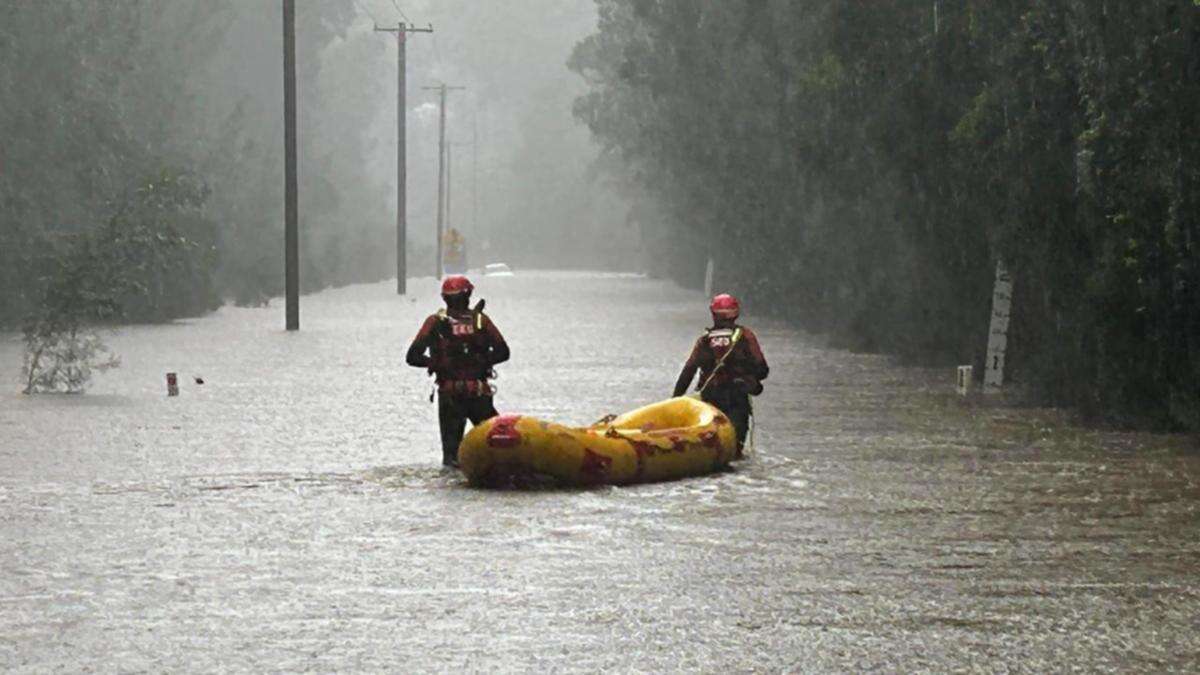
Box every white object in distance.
[483,263,514,277]
[956,365,973,397]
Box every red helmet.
[441,275,473,296]
[710,293,740,319]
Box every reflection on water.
[1,273,1198,671]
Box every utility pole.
[283,0,299,331]
[422,83,465,279]
[472,112,478,240]
[374,21,432,295]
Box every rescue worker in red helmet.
[672,293,768,455]
[406,276,509,466]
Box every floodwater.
[1,272,1197,672]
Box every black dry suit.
[672,323,769,451]
[407,301,509,465]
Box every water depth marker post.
[375,21,433,295]
[984,260,1013,392]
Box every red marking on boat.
[712,415,728,426]
[580,448,612,483]
[669,435,687,453]
[487,415,522,448]
[700,430,719,448]
[630,440,656,479]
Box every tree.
[22,172,213,394]
[571,0,1200,429]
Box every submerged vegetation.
[571,1,1200,430]
[20,172,213,393]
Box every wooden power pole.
[283,0,299,331]
[374,21,432,295]
[472,112,478,240]
[422,83,465,279]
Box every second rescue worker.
[672,293,769,454]
[406,275,509,466]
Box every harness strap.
[437,308,484,330]
[697,327,744,395]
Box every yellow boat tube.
[458,396,738,487]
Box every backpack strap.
[438,308,483,330]
[705,326,744,345]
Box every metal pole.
[472,111,478,240]
[283,0,299,331]
[436,85,446,279]
[422,83,464,280]
[446,139,453,235]
[396,24,407,294]
[374,22,431,293]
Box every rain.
[2,1,1199,671]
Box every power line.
[352,0,382,26]
[388,0,411,25]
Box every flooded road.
[2,272,1198,672]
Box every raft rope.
[746,398,756,458]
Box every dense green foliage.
[571,1,1200,429]
[0,1,402,328]
[1,1,633,335]
[21,172,212,392]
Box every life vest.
[705,326,743,359]
[699,326,746,389]
[433,308,489,380]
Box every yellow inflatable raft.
[458,397,738,487]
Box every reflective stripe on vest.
[706,326,743,351]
